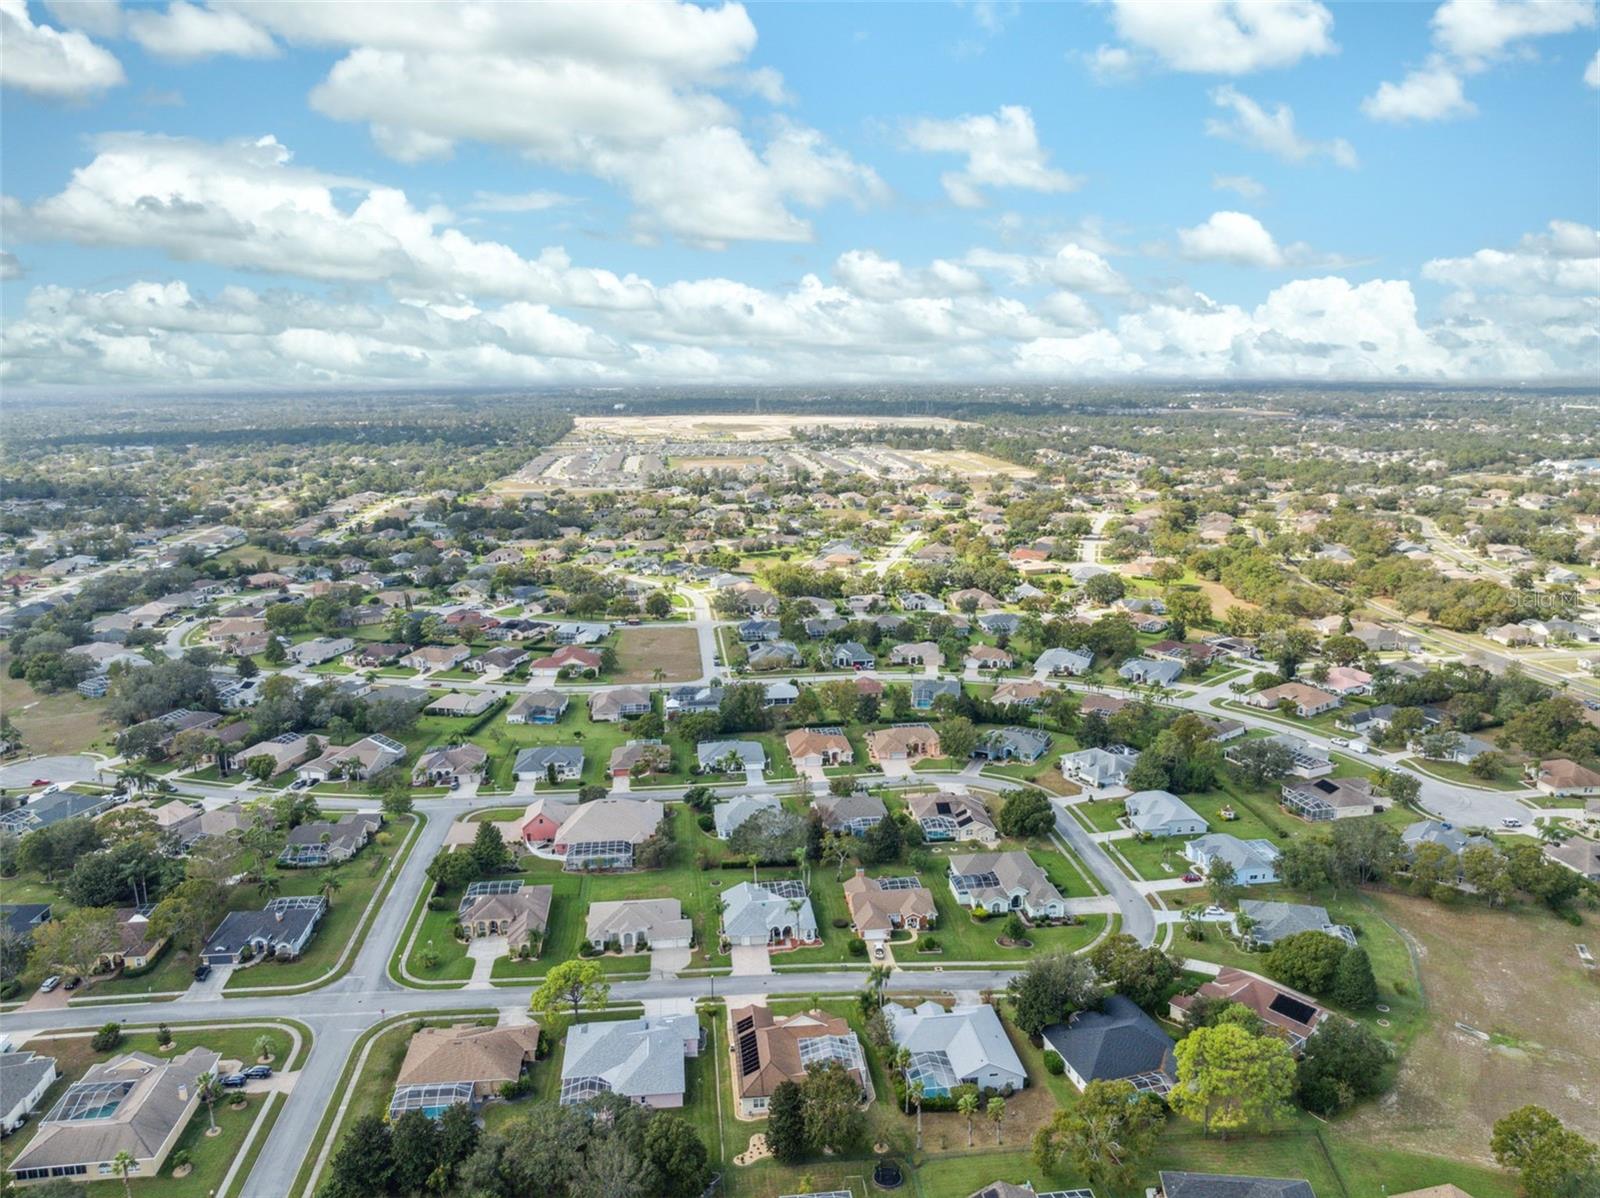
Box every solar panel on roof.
[734,1014,755,1034]
[1269,993,1318,1025]
[738,1030,762,1076]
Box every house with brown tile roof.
[841,869,937,942]
[1529,757,1600,797]
[866,724,941,763]
[390,1023,540,1116]
[784,727,854,769]
[1244,682,1342,718]
[728,1005,869,1117]
[1169,967,1329,1049]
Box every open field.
[610,625,701,683]
[1341,893,1600,1162]
[571,413,972,441]
[902,448,1037,479]
[0,665,116,756]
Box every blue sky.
[2,0,1596,389]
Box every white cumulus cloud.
[127,1,277,61]
[0,0,124,100]
[1206,86,1357,167]
[1178,211,1285,267]
[1361,57,1476,122]
[906,106,1080,207]
[1104,0,1336,74]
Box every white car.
[1501,817,1523,829]
[1329,736,1350,748]
[38,975,61,993]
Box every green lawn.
[1402,756,1527,792]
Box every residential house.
[696,739,767,774]
[1543,836,1600,881]
[1118,657,1185,687]
[884,1001,1027,1098]
[664,684,724,718]
[290,637,355,666]
[713,793,781,840]
[425,690,497,717]
[1124,790,1207,837]
[400,645,471,672]
[530,645,602,675]
[1034,646,1094,676]
[866,724,941,764]
[813,791,888,836]
[389,1024,541,1121]
[729,1006,868,1117]
[721,880,819,948]
[1529,757,1600,797]
[1227,734,1333,779]
[412,744,488,786]
[1059,746,1139,791]
[785,727,853,769]
[558,1014,701,1108]
[889,641,942,668]
[0,1051,58,1135]
[1043,994,1177,1094]
[947,851,1066,918]
[1157,1172,1315,1198]
[991,680,1049,707]
[911,678,962,710]
[552,799,665,870]
[584,899,693,952]
[1402,820,1490,862]
[200,896,328,965]
[841,870,936,943]
[1183,834,1281,885]
[1280,777,1380,822]
[1318,666,1373,696]
[518,798,575,848]
[507,689,568,725]
[971,726,1051,763]
[1245,683,1341,718]
[457,882,553,945]
[832,641,876,670]
[1170,968,1329,1050]
[467,646,528,674]
[279,813,381,866]
[608,739,671,778]
[748,641,801,670]
[551,621,610,645]
[589,686,652,723]
[908,792,998,844]
[1238,900,1356,948]
[737,619,781,643]
[8,1048,223,1186]
[294,734,406,784]
[513,746,584,783]
[234,732,314,777]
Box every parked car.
[1330,736,1350,748]
[242,1065,273,1079]
[872,946,885,960]
[220,1073,247,1089]
[1501,817,1524,829]
[193,964,212,982]
[39,976,61,993]
[30,778,51,787]
[1181,872,1202,884]
[63,976,82,991]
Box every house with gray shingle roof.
[1043,994,1176,1094]
[1238,900,1355,948]
[721,881,819,947]
[1158,1171,1316,1198]
[558,1015,702,1109]
[1124,790,1207,837]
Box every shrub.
[917,936,941,953]
[831,917,850,929]
[971,907,990,922]
[696,814,715,833]
[499,1073,537,1100]
[90,1022,123,1052]
[1043,1050,1065,1075]
[847,937,867,958]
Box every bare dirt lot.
[572,413,970,441]
[1343,893,1600,1163]
[903,448,1036,480]
[611,626,703,683]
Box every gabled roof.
[396,1024,540,1089]
[1158,1171,1316,1198]
[560,1015,697,1100]
[885,1002,1025,1085]
[1043,995,1176,1087]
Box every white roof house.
[721,881,819,948]
[1124,790,1207,838]
[885,1002,1027,1099]
[1184,834,1281,885]
[713,793,782,840]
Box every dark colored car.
[193,964,212,982]
[63,976,82,991]
[242,1065,273,1079]
[220,1073,247,1089]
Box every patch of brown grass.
[0,661,115,755]
[1342,892,1600,1164]
[611,625,702,683]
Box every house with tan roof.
[458,882,553,948]
[842,869,936,942]
[585,898,693,952]
[907,792,997,844]
[9,1048,224,1186]
[400,644,471,672]
[1244,682,1342,718]
[947,851,1065,919]
[866,724,941,764]
[234,732,314,777]
[553,799,665,870]
[389,1023,540,1119]
[784,727,854,769]
[412,743,488,785]
[1170,967,1329,1050]
[728,1005,869,1117]
[1529,757,1600,797]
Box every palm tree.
[651,666,666,691]
[195,1071,222,1134]
[256,874,281,901]
[987,1096,1006,1145]
[890,1045,912,1114]
[957,1086,979,1147]
[910,1080,925,1151]
[867,963,892,1009]
[253,1033,276,1063]
[111,1149,137,1198]
[320,874,342,908]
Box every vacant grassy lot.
[0,666,116,756]
[611,625,702,682]
[1341,893,1599,1164]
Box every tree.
[767,1079,808,1163]
[937,716,979,762]
[326,1113,393,1196]
[390,1108,443,1194]
[1277,836,1337,892]
[471,819,513,875]
[195,1070,222,1134]
[997,788,1055,839]
[1032,1079,1167,1191]
[1295,1018,1390,1116]
[1008,951,1099,1037]
[859,815,902,866]
[727,807,808,865]
[531,959,610,1030]
[956,1084,980,1147]
[28,907,119,982]
[381,784,413,818]
[253,1033,277,1063]
[801,1059,862,1155]
[1205,858,1238,909]
[1266,931,1349,997]
[988,1095,1007,1145]
[1170,1022,1296,1138]
[643,1113,710,1197]
[1491,1106,1600,1198]
[1088,934,1179,1010]
[820,830,855,879]
[436,1100,480,1178]
[111,1149,138,1198]
[1381,771,1422,809]
[910,1078,925,1150]
[1327,945,1378,1010]
[1227,738,1294,787]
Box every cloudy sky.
[2,0,1597,391]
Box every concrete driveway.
[650,946,692,977]
[184,964,234,999]
[729,944,773,976]
[466,937,506,989]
